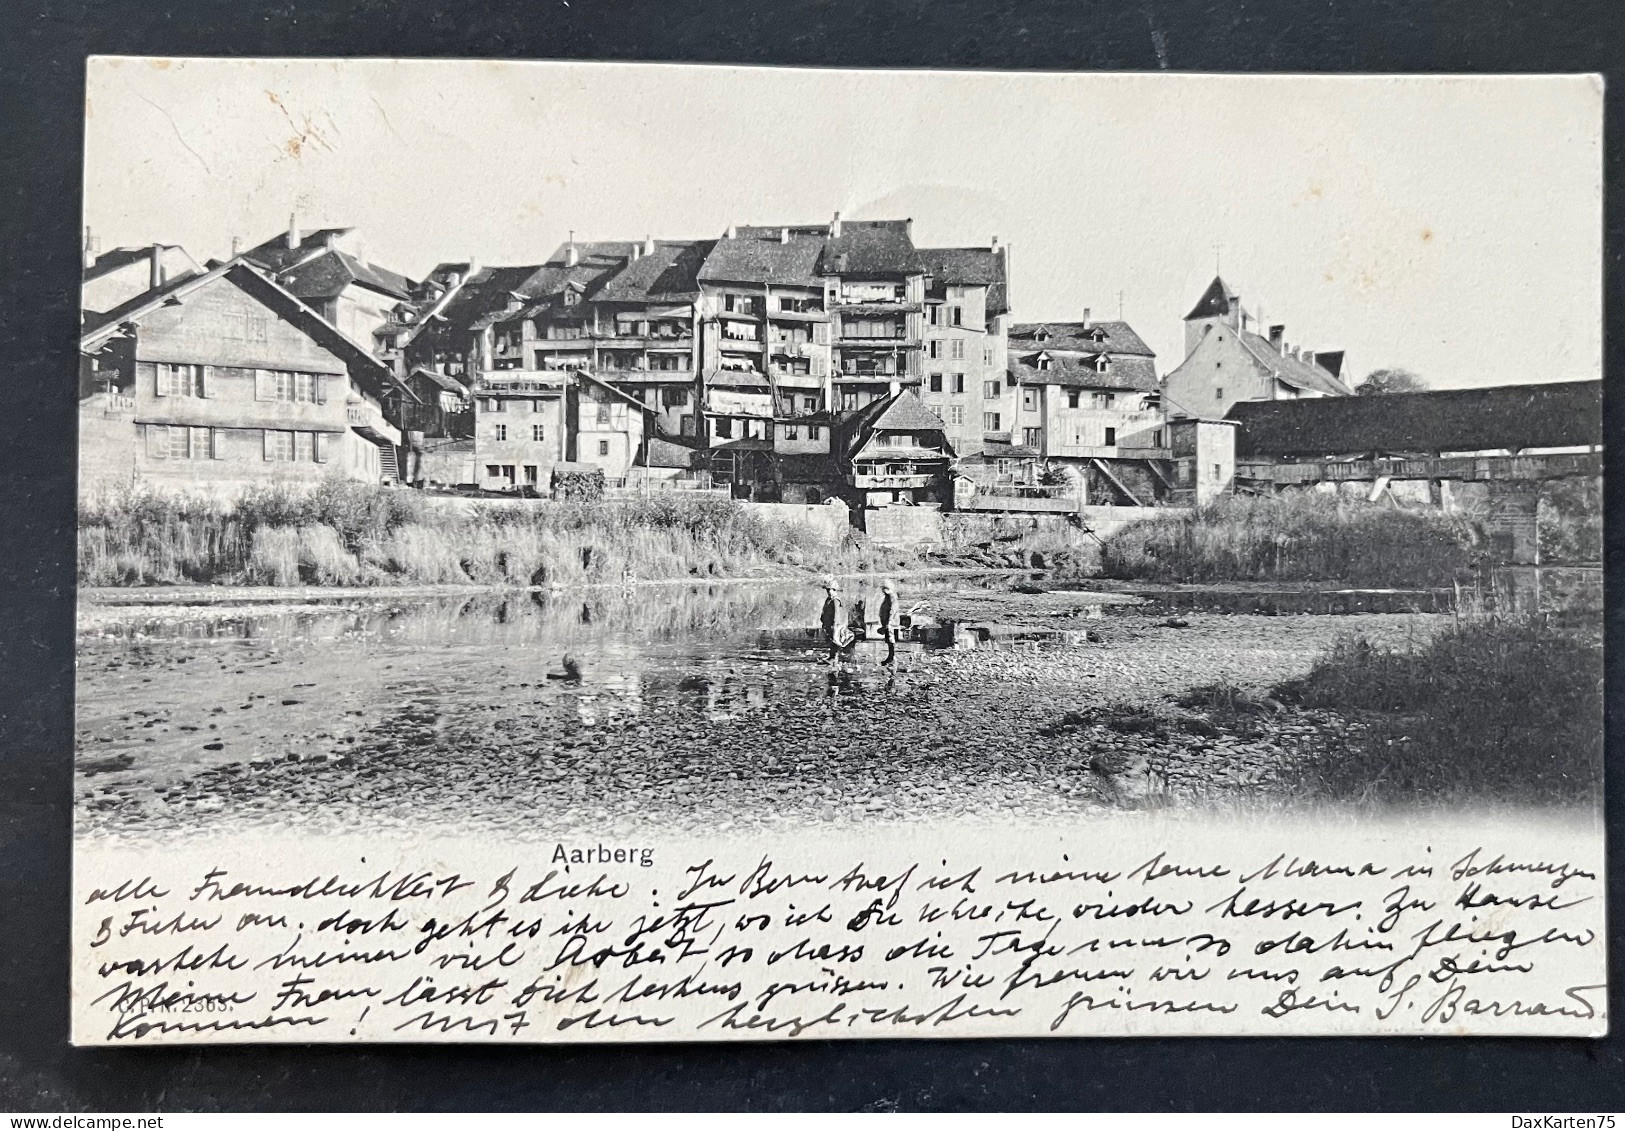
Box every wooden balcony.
[345,399,401,447]
[850,471,936,489]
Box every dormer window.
[563,290,579,307]
[1034,328,1050,342]
[1094,356,1110,373]
[1035,352,1052,372]
[1090,327,1107,343]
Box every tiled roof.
[276,249,415,302]
[241,228,355,273]
[868,390,949,432]
[1229,380,1601,458]
[1184,275,1237,320]
[919,247,1009,317]
[1008,352,1159,393]
[594,240,715,302]
[83,244,201,283]
[816,220,922,276]
[699,230,827,286]
[1009,320,1154,358]
[1236,331,1355,397]
[410,367,470,395]
[433,266,544,331]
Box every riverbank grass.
[1102,492,1479,588]
[79,481,881,588]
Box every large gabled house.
[1163,275,1353,420]
[995,317,1169,504]
[833,388,955,509]
[79,256,411,498]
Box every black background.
[2,0,1621,1111]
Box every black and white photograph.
[71,60,1605,1045]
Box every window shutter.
[255,369,274,401]
[315,374,328,405]
[263,430,275,461]
[199,365,211,399]
[145,424,168,459]
[153,364,168,397]
[315,432,329,463]
[210,429,223,459]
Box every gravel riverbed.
[75,583,1444,841]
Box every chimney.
[831,212,842,238]
[630,243,640,262]
[230,235,242,257]
[643,234,655,256]
[286,211,300,250]
[725,223,737,240]
[467,256,479,278]
[1268,324,1285,350]
[1303,349,1316,367]
[1081,307,1091,327]
[82,226,96,268]
[566,231,579,267]
[904,218,913,240]
[149,245,165,290]
[991,235,999,250]
[779,227,789,244]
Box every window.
[524,465,539,484]
[1215,386,1225,401]
[927,305,940,326]
[951,306,963,327]
[984,347,994,366]
[983,412,1001,432]
[983,380,1001,400]
[929,373,943,393]
[598,440,610,457]
[294,431,314,462]
[490,398,507,413]
[807,425,821,440]
[1067,390,1081,408]
[952,374,966,394]
[167,426,191,460]
[1092,392,1115,408]
[596,403,611,426]
[159,363,206,398]
[486,464,502,478]
[1024,427,1043,448]
[928,340,941,359]
[1213,463,1221,480]
[563,290,579,306]
[494,423,508,441]
[663,387,690,408]
[715,417,733,439]
[1104,427,1117,446]
[532,424,545,442]
[951,340,965,361]
[802,395,818,412]
[785,425,800,441]
[1037,355,1052,371]
[948,405,964,426]
[1022,387,1039,412]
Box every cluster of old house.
[79,216,1357,519]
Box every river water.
[75,578,1442,840]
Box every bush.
[1275,617,1602,804]
[551,466,606,502]
[1101,492,1480,588]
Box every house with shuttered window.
[79,257,409,499]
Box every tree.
[1356,367,1428,396]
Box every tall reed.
[1101,492,1479,588]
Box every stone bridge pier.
[1479,481,1542,566]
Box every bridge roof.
[1228,380,1601,459]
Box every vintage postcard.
[73,60,1604,1044]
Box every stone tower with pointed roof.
[1165,275,1354,421]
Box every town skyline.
[86,60,1601,390]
